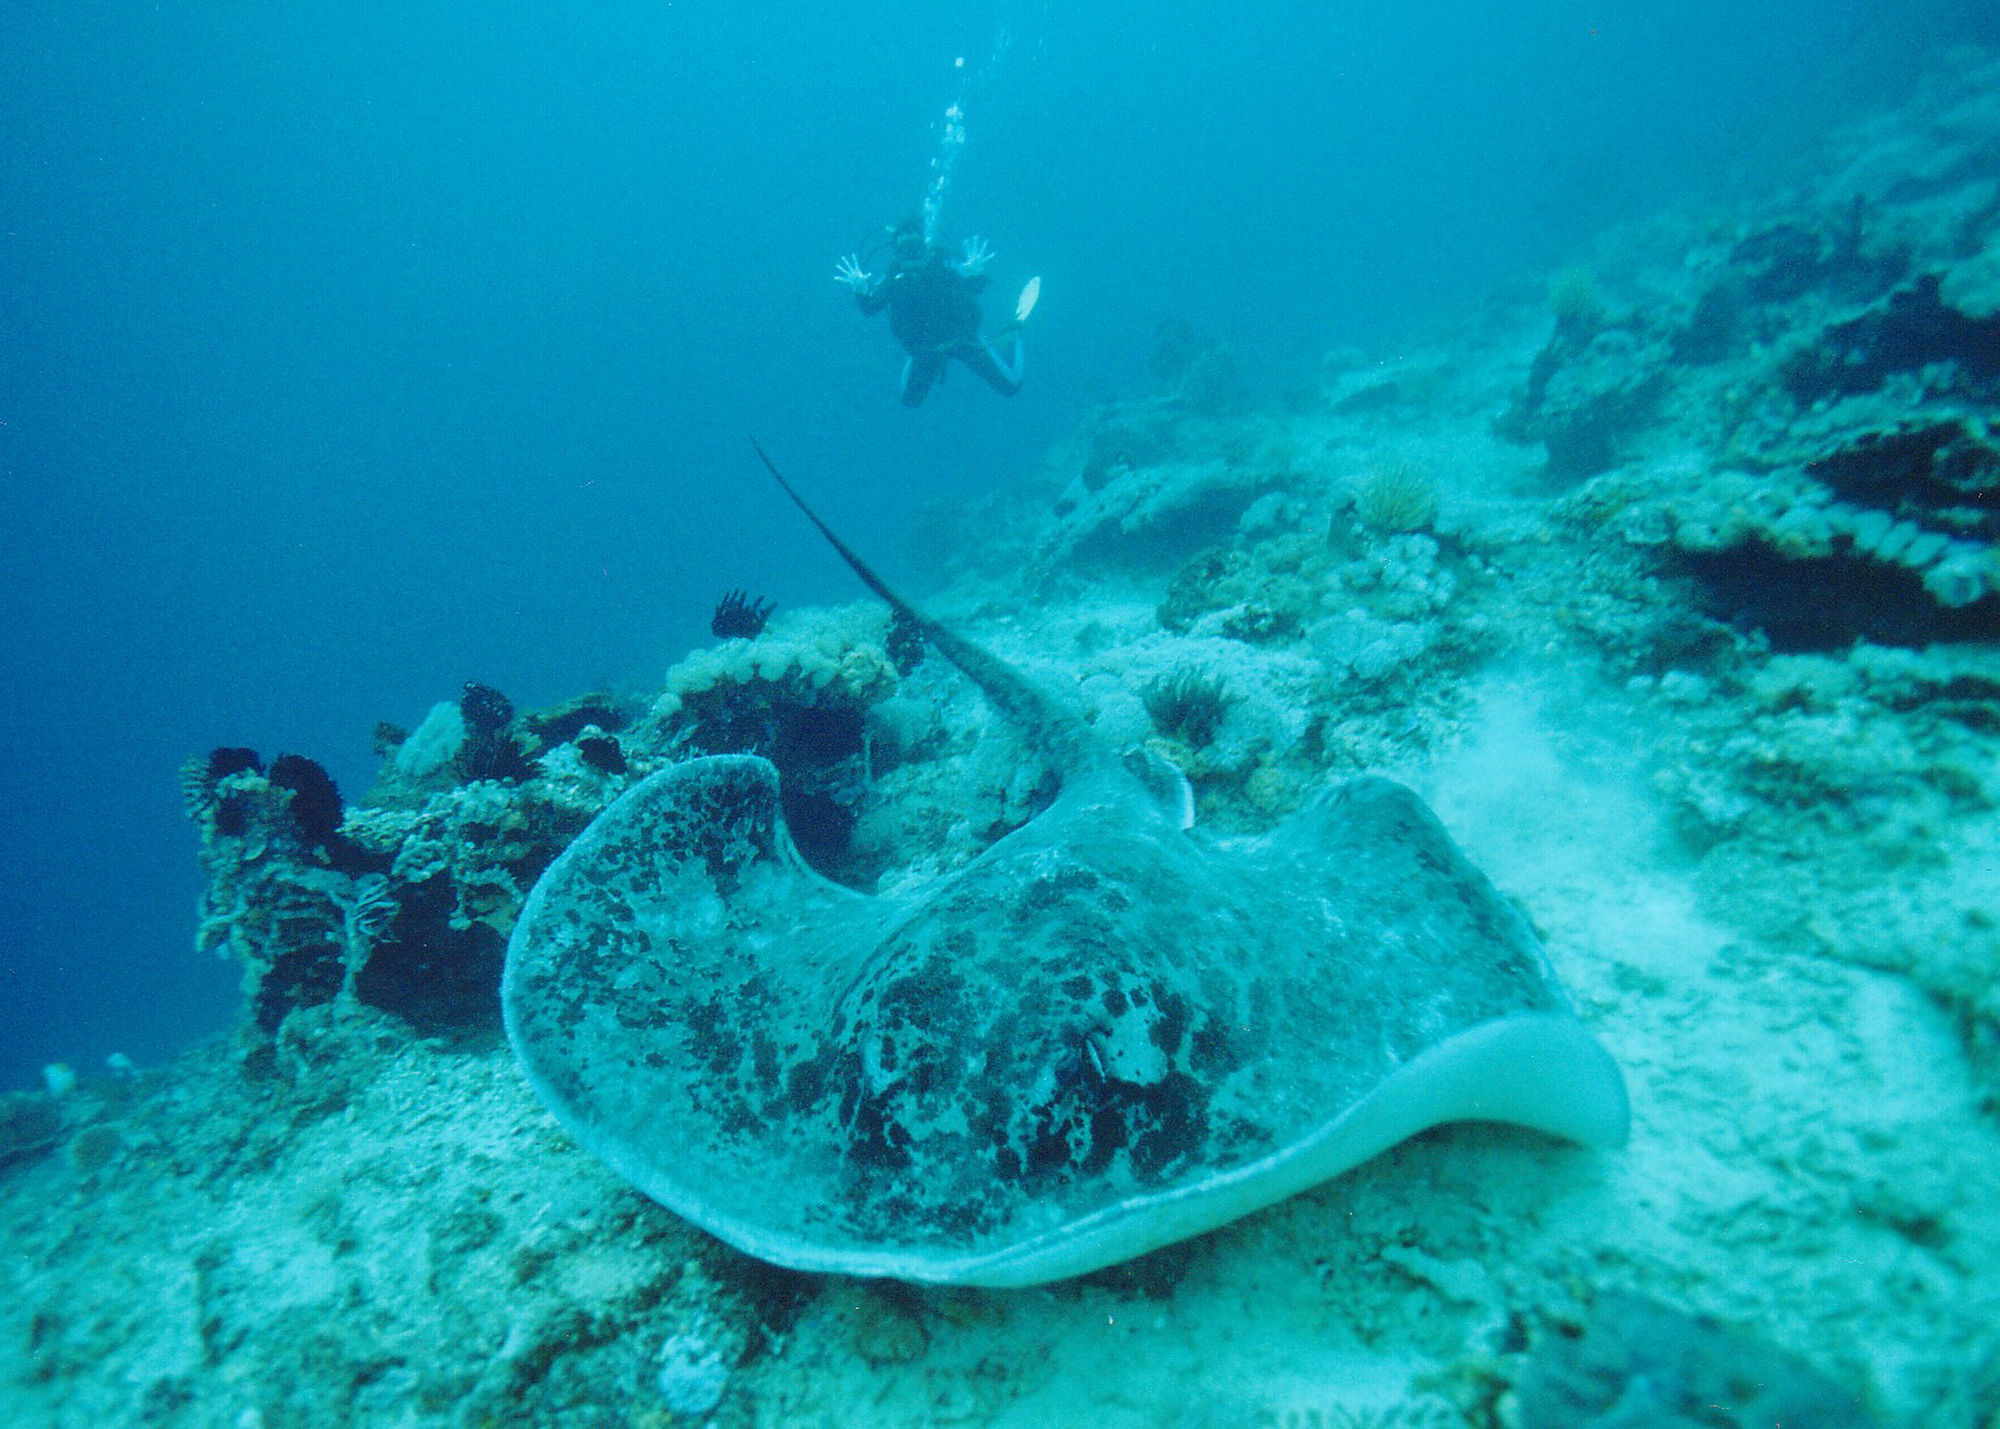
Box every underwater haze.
[1,0,1991,1090]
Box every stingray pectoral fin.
[948,1012,1629,1288]
[503,753,864,1159]
[1217,1012,1628,1242]
[1316,1012,1631,1155]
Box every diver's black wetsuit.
[856,252,1023,407]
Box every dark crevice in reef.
[253,942,345,1033]
[1677,545,2000,652]
[1808,416,2000,528]
[352,877,507,1033]
[1783,273,2000,402]
[671,685,879,882]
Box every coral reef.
[1039,394,1305,573]
[1499,320,1670,479]
[186,749,380,1033]
[187,684,643,1045]
[180,601,930,1065]
[520,692,630,751]
[1510,72,2000,651]
[10,46,2000,1429]
[1675,206,1905,364]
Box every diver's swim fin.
[1014,276,1041,326]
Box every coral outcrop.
[183,613,933,1054]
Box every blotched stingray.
[502,445,1629,1287]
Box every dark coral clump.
[886,608,927,675]
[1807,415,2000,519]
[184,747,266,837]
[1676,544,2000,651]
[712,589,776,640]
[1142,668,1234,748]
[459,682,514,738]
[1678,208,1907,364]
[266,754,382,875]
[575,730,627,775]
[669,677,877,876]
[777,704,867,764]
[207,747,264,782]
[1734,217,1861,304]
[455,682,536,783]
[269,754,344,849]
[350,877,506,1033]
[780,789,857,864]
[1500,321,1667,480]
[213,794,253,839]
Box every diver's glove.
[954,237,994,277]
[833,254,874,293]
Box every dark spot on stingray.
[1129,1074,1205,1180]
[1150,989,1190,1056]
[1084,1105,1129,1175]
[1189,1017,1234,1077]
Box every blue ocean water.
[1,0,1990,1090]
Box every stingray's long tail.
[750,438,1101,780]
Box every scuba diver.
[835,220,1037,407]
